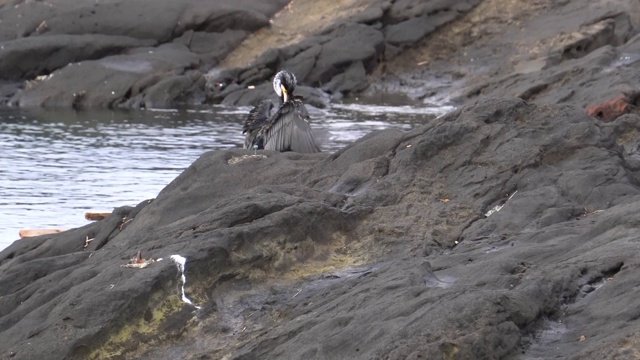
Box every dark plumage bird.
[243,70,321,153]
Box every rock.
[175,0,288,34]
[211,0,483,104]
[321,61,370,94]
[3,99,640,358]
[173,30,248,67]
[386,0,479,23]
[281,45,323,83]
[125,72,203,109]
[307,24,384,85]
[0,35,156,81]
[545,18,619,66]
[0,0,286,42]
[0,0,183,42]
[385,11,457,47]
[0,0,636,109]
[367,0,640,116]
[11,43,202,108]
[0,0,289,108]
[215,22,385,101]
[0,0,532,107]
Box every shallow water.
[0,103,450,251]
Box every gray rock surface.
[0,0,482,108]
[0,0,639,111]
[3,98,640,359]
[4,1,640,358]
[210,0,482,105]
[368,0,640,115]
[1,0,289,108]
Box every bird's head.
[273,70,297,103]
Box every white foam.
[170,255,201,309]
[332,103,453,116]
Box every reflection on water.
[0,104,448,251]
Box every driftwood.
[19,229,65,238]
[19,211,111,239]
[85,212,112,221]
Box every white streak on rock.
[170,255,200,309]
[485,190,518,217]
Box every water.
[0,104,450,251]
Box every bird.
[243,70,321,153]
[242,99,273,150]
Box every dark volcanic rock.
[209,0,482,105]
[369,0,640,118]
[0,0,285,42]
[0,0,486,108]
[3,98,640,359]
[0,35,156,81]
[174,30,249,66]
[306,24,384,85]
[12,43,202,108]
[0,0,289,108]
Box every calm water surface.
[0,103,452,251]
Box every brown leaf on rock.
[586,95,631,122]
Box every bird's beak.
[281,84,288,102]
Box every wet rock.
[546,18,620,66]
[11,43,202,108]
[0,0,288,108]
[211,0,482,104]
[367,0,640,118]
[173,30,248,67]
[0,0,286,42]
[443,5,639,111]
[281,45,323,83]
[386,0,478,23]
[306,24,384,85]
[321,61,369,95]
[0,35,156,81]
[385,11,458,47]
[0,0,495,107]
[3,99,640,358]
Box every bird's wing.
[263,101,321,153]
[243,100,273,149]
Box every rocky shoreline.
[0,0,636,113]
[3,0,640,359]
[3,98,640,359]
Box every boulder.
[0,0,289,107]
[367,0,640,115]
[3,99,640,358]
[173,30,248,67]
[11,43,202,108]
[209,0,483,104]
[0,35,156,81]
[0,0,286,42]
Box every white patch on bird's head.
[273,70,297,99]
[273,72,283,97]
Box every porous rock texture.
[3,98,640,359]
